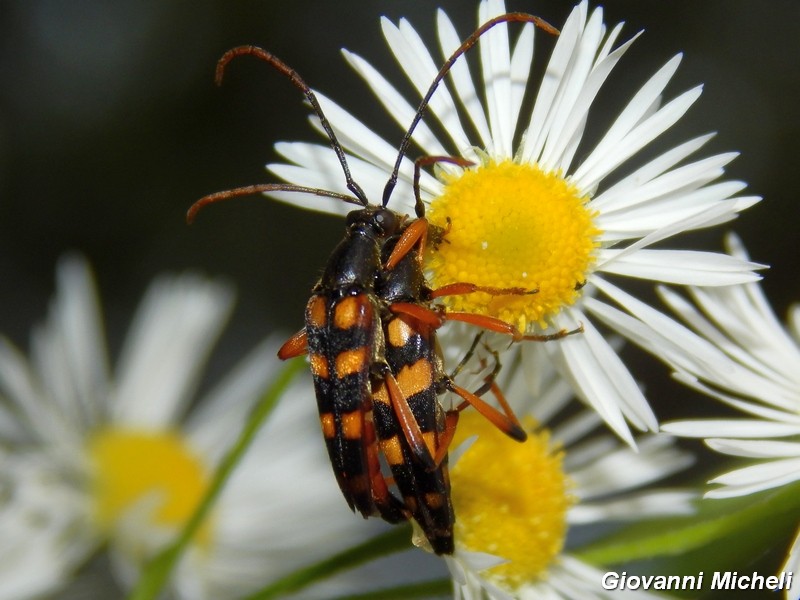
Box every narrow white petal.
[520,2,585,162]
[0,340,52,442]
[592,133,717,210]
[576,84,703,192]
[662,419,800,438]
[112,274,235,428]
[573,53,683,176]
[589,280,798,416]
[341,49,447,157]
[479,0,514,156]
[594,198,750,267]
[187,337,285,464]
[549,31,641,173]
[705,438,800,459]
[594,151,739,215]
[551,409,603,449]
[541,310,657,445]
[596,249,763,286]
[597,183,754,242]
[570,490,695,523]
[436,8,492,148]
[587,279,723,367]
[310,90,414,189]
[268,140,420,217]
[538,7,604,171]
[709,456,800,488]
[509,23,535,143]
[572,53,689,188]
[571,436,692,499]
[675,372,800,422]
[381,16,470,150]
[48,256,110,426]
[685,284,800,382]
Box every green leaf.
[575,480,800,566]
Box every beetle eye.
[374,210,398,235]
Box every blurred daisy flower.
[587,233,799,600]
[0,256,370,599]
[263,0,762,445]
[436,343,694,599]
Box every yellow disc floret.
[426,159,600,330]
[450,412,574,591]
[87,428,211,544]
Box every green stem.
[128,358,306,600]
[243,526,413,600]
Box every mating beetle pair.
[190,13,576,554]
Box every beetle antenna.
[187,183,363,224]
[217,45,369,206]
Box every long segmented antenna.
[187,184,363,224]
[216,45,369,206]
[381,13,559,207]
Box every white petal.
[538,7,605,171]
[381,16,470,150]
[341,49,447,157]
[436,9,492,148]
[112,274,234,428]
[570,435,692,499]
[592,190,753,275]
[479,0,514,156]
[268,140,418,216]
[594,150,737,214]
[186,337,286,464]
[509,23,535,146]
[309,90,417,194]
[705,438,800,458]
[662,419,800,438]
[570,490,695,523]
[708,456,800,489]
[520,2,586,162]
[574,59,701,192]
[541,309,657,446]
[596,249,763,286]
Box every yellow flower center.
[450,411,574,591]
[426,159,600,330]
[87,428,211,543]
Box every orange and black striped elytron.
[188,13,563,551]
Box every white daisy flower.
[585,233,800,600]
[437,343,695,599]
[0,256,371,599]
[262,0,762,445]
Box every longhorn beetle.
[188,13,573,544]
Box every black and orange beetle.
[188,14,565,551]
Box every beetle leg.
[388,302,445,328]
[364,410,408,523]
[385,217,429,270]
[383,370,437,471]
[447,379,527,442]
[277,328,308,359]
